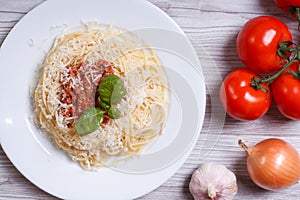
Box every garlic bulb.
[189,163,238,200]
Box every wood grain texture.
[1,0,300,199]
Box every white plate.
[0,0,206,199]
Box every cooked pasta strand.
[34,24,169,170]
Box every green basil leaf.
[111,78,127,104]
[98,98,110,111]
[76,107,103,136]
[98,74,127,105]
[107,106,121,119]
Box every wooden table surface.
[1,0,300,199]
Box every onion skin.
[239,138,300,191]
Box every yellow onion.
[239,138,300,190]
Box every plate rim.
[0,0,206,199]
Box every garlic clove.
[189,163,238,200]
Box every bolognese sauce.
[59,60,114,121]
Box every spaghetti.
[34,24,169,170]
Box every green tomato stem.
[251,42,299,92]
[286,64,300,80]
[277,41,294,59]
[289,6,300,31]
[296,7,300,25]
[260,53,298,84]
[250,76,269,92]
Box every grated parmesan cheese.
[34,24,169,170]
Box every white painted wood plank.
[2,0,300,199]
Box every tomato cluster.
[220,13,300,121]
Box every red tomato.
[237,16,292,74]
[275,0,300,7]
[275,0,300,17]
[271,62,300,120]
[220,68,272,121]
[286,0,300,4]
[275,0,290,12]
